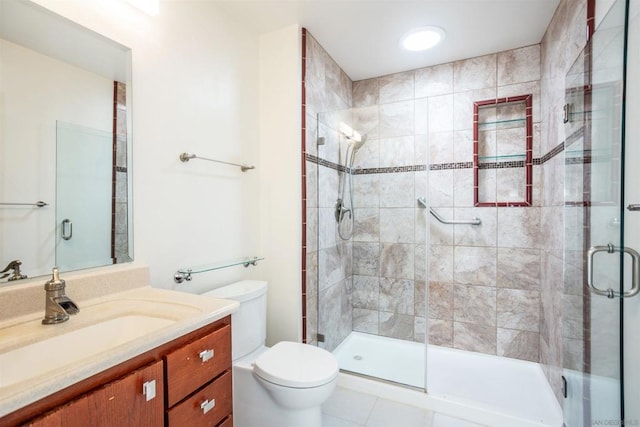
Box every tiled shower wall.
[303,31,354,350]
[349,46,544,362]
[539,0,589,404]
[304,0,589,370]
[113,81,130,264]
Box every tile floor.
[322,387,487,427]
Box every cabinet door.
[27,397,90,427]
[88,360,164,426]
[29,361,164,427]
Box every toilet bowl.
[203,280,338,427]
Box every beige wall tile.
[415,63,454,97]
[379,71,415,103]
[453,54,497,92]
[454,284,497,326]
[453,322,497,354]
[497,329,540,362]
[497,288,540,332]
[497,45,541,85]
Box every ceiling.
[214,0,561,81]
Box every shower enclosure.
[304,0,639,422]
[563,0,639,424]
[314,106,429,389]
[304,30,560,423]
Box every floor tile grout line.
[362,396,380,426]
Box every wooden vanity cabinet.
[4,316,232,427]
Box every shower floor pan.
[333,332,562,426]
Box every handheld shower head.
[339,122,366,149]
[351,134,367,151]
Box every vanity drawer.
[167,370,232,427]
[165,323,231,407]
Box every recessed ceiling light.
[400,26,445,51]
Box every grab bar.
[179,152,255,172]
[0,201,48,208]
[417,197,481,226]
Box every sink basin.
[0,314,174,389]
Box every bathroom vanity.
[19,317,232,427]
[0,264,238,427]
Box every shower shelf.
[174,256,264,283]
[477,153,527,162]
[477,118,526,128]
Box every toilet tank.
[203,280,267,361]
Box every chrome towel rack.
[0,201,48,208]
[417,197,481,226]
[179,152,255,172]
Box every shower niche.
[473,94,533,207]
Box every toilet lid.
[253,341,338,388]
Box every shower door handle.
[61,219,73,240]
[587,243,640,298]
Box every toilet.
[203,280,338,427]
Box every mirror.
[0,0,133,283]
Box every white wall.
[27,0,262,292]
[0,39,112,278]
[259,25,302,345]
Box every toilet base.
[232,352,328,427]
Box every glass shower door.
[563,0,631,425]
[313,106,428,390]
[56,122,113,271]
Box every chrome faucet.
[1,260,28,281]
[42,267,79,325]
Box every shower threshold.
[333,332,562,427]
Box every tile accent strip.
[431,162,474,170]
[355,165,427,174]
[306,126,583,175]
[307,144,560,175]
[539,142,565,164]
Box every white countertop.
[0,282,239,418]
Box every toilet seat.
[253,341,338,389]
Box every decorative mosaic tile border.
[355,165,427,174]
[540,142,565,164]
[430,162,473,171]
[306,127,586,174]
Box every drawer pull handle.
[199,349,214,362]
[200,398,216,414]
[142,380,156,401]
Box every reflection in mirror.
[0,0,133,283]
